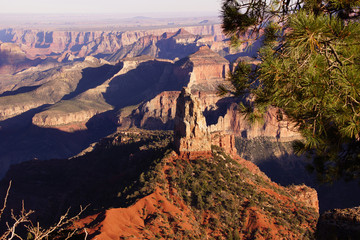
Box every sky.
[0,0,222,16]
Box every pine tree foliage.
[220,0,360,182]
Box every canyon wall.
[128,46,300,142]
[0,25,225,61]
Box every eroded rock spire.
[174,87,212,159]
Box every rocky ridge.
[317,206,360,239]
[0,127,319,239]
[0,25,227,61]
[128,47,300,142]
[0,42,46,74]
[31,56,175,131]
[0,57,106,121]
[0,79,321,238]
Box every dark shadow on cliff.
[0,105,117,180]
[103,60,188,110]
[204,97,240,126]
[0,131,173,231]
[156,38,199,60]
[0,29,15,42]
[138,117,175,130]
[258,156,360,213]
[0,59,189,181]
[0,54,45,75]
[234,136,360,213]
[62,63,123,100]
[0,85,41,97]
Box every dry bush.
[0,181,88,240]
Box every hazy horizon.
[1,0,222,15]
[0,0,223,30]
[0,13,222,31]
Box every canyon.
[0,91,319,239]
[0,32,358,214]
[0,21,359,239]
[0,25,229,63]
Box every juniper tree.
[219,0,360,182]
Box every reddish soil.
[75,150,318,239]
[77,187,196,239]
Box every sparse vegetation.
[166,145,318,239]
[220,0,360,182]
[0,130,319,239]
[0,181,88,240]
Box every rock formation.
[210,132,237,156]
[127,47,230,129]
[0,25,227,61]
[208,104,302,141]
[174,87,212,159]
[128,47,300,142]
[185,45,230,88]
[0,130,319,239]
[288,184,319,212]
[0,42,45,74]
[0,59,103,121]
[317,206,360,239]
[133,91,179,130]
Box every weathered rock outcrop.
[174,87,212,159]
[210,132,237,156]
[288,184,319,212]
[317,206,360,239]
[208,104,301,141]
[128,47,300,142]
[133,91,179,130]
[185,45,230,88]
[0,58,104,121]
[127,47,230,129]
[0,42,44,74]
[0,25,226,61]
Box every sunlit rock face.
[174,87,212,159]
[0,25,226,61]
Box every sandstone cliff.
[128,47,300,142]
[185,45,230,89]
[0,58,105,121]
[0,25,226,62]
[31,57,175,131]
[126,47,229,129]
[174,87,212,159]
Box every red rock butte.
[174,87,212,159]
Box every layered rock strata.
[210,132,237,157]
[208,104,302,141]
[0,57,105,121]
[288,184,319,212]
[129,47,300,142]
[31,56,167,131]
[0,25,226,61]
[174,87,212,159]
